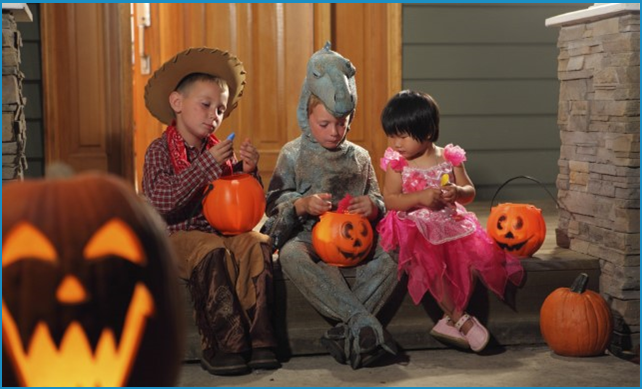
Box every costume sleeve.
[365,155,386,223]
[380,147,408,172]
[443,143,467,167]
[262,147,305,248]
[142,139,223,216]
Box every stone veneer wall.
[2,11,28,182]
[555,12,640,355]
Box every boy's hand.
[420,188,445,210]
[295,193,332,217]
[208,139,233,165]
[347,195,378,220]
[440,183,459,204]
[239,138,260,173]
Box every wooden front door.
[41,4,400,189]
[132,4,400,190]
[41,3,134,182]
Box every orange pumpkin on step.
[312,212,374,267]
[540,273,613,357]
[2,173,182,387]
[487,203,545,258]
[202,173,266,235]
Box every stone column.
[2,4,32,182]
[547,4,640,358]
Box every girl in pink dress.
[377,90,524,352]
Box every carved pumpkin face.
[2,174,182,387]
[202,173,266,235]
[487,203,546,258]
[312,212,374,267]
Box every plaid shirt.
[142,135,225,234]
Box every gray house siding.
[403,3,592,201]
[21,3,44,178]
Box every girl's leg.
[435,284,474,334]
[434,279,489,352]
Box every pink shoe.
[430,316,470,349]
[454,313,490,353]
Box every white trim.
[545,3,639,27]
[2,3,33,22]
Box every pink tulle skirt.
[377,210,524,311]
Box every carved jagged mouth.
[339,249,370,263]
[496,239,529,252]
[2,283,154,387]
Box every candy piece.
[440,173,450,186]
[226,132,236,141]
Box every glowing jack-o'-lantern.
[540,273,613,357]
[486,203,546,258]
[2,174,182,387]
[202,173,266,235]
[312,212,374,267]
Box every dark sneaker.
[248,348,281,370]
[320,325,348,364]
[201,350,250,376]
[320,335,347,365]
[350,327,398,369]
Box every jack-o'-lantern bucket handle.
[490,175,561,212]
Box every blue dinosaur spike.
[323,41,332,51]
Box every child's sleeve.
[380,147,408,172]
[262,147,305,248]
[443,144,467,167]
[142,139,222,215]
[365,156,386,222]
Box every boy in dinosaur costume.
[263,43,398,369]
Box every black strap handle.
[489,175,561,211]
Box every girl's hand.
[440,183,459,204]
[238,138,260,173]
[298,193,332,216]
[208,139,234,165]
[419,188,445,210]
[347,195,378,219]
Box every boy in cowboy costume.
[142,47,279,376]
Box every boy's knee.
[242,230,269,242]
[370,252,397,273]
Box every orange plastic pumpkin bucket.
[312,212,374,267]
[486,176,557,258]
[202,173,266,235]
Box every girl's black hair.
[380,90,440,142]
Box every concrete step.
[180,198,601,361]
[180,253,600,361]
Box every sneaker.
[350,327,398,369]
[248,348,281,370]
[201,349,250,376]
[320,336,348,364]
[430,316,470,349]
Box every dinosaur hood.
[297,42,358,143]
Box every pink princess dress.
[377,144,524,311]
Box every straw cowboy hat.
[144,47,246,124]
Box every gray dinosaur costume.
[263,43,398,369]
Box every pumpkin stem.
[570,273,589,293]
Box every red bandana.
[164,121,233,175]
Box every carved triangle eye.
[2,222,58,267]
[83,219,145,266]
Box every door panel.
[41,3,133,182]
